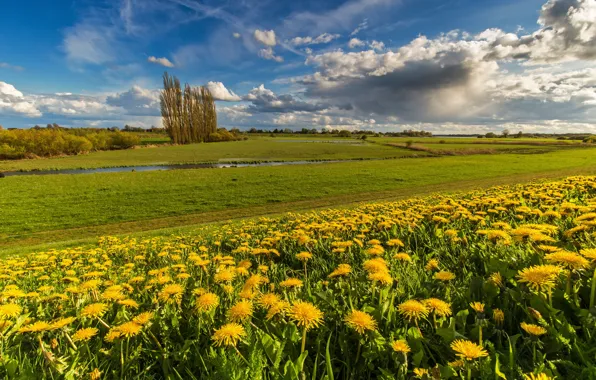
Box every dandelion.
[133,312,153,326]
[450,339,489,360]
[72,327,98,342]
[89,368,102,380]
[159,284,184,303]
[51,317,76,330]
[386,338,407,357]
[258,293,280,309]
[81,303,108,318]
[398,300,428,324]
[0,303,22,318]
[228,300,253,323]
[425,259,439,271]
[344,310,377,335]
[266,300,291,320]
[493,309,504,326]
[104,329,121,343]
[328,264,352,279]
[489,272,503,287]
[524,374,553,380]
[296,252,312,261]
[517,265,562,292]
[290,301,324,353]
[520,322,547,336]
[196,292,220,313]
[393,253,412,262]
[19,321,52,333]
[280,278,304,289]
[545,251,589,270]
[434,271,455,281]
[424,298,452,318]
[413,368,430,378]
[211,323,246,347]
[116,322,142,338]
[469,302,485,313]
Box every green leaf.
[495,355,507,379]
[325,333,334,380]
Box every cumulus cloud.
[0,82,42,117]
[254,29,277,46]
[105,85,160,116]
[288,33,341,46]
[147,56,174,67]
[348,38,365,48]
[273,114,297,124]
[244,84,331,113]
[258,47,284,62]
[206,82,242,101]
[369,40,385,51]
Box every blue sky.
[1,0,595,133]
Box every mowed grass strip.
[0,138,422,172]
[1,149,596,249]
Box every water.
[1,160,350,177]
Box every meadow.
[0,176,595,379]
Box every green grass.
[2,148,596,252]
[0,138,423,172]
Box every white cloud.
[369,40,385,51]
[233,32,241,38]
[273,114,297,124]
[0,62,24,71]
[0,82,42,117]
[206,82,242,101]
[147,56,174,67]
[289,33,341,46]
[254,29,277,46]
[63,22,116,64]
[105,86,160,116]
[258,47,284,62]
[350,19,369,36]
[348,38,365,48]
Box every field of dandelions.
[2,176,596,379]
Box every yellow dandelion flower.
[524,373,553,380]
[470,302,485,313]
[196,292,220,313]
[132,312,153,326]
[368,271,393,286]
[520,322,547,336]
[397,300,428,322]
[104,329,121,343]
[580,248,596,261]
[493,309,505,325]
[289,301,324,330]
[19,321,52,333]
[391,339,410,354]
[0,303,22,318]
[72,327,98,342]
[116,322,142,338]
[81,303,108,318]
[489,272,504,287]
[212,323,246,347]
[425,259,439,271]
[434,271,456,281]
[258,293,280,309]
[51,317,77,330]
[393,253,412,262]
[266,300,291,320]
[228,300,254,323]
[344,310,377,335]
[328,264,352,278]
[159,284,184,303]
[413,368,430,378]
[517,265,562,292]
[545,251,589,270]
[296,252,313,261]
[450,339,489,360]
[118,299,139,309]
[280,278,304,288]
[387,239,405,247]
[424,298,452,317]
[89,368,102,380]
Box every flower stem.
[590,269,596,310]
[301,327,307,353]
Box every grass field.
[2,176,595,379]
[2,148,596,252]
[0,138,425,172]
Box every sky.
[1,0,596,134]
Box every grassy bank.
[2,149,596,251]
[0,138,422,172]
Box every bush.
[207,128,242,142]
[337,130,352,138]
[109,132,140,149]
